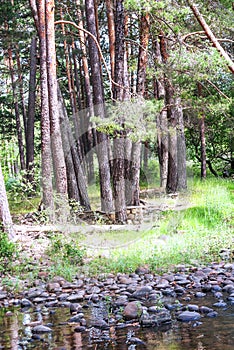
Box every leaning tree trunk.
[0,164,15,240]
[26,37,37,186]
[85,0,114,213]
[188,0,234,74]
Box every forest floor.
[12,190,190,261]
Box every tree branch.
[187,0,234,74]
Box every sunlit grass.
[86,178,234,274]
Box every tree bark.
[45,0,68,198]
[0,164,15,240]
[26,37,37,185]
[176,98,187,190]
[85,0,114,213]
[36,0,54,215]
[7,47,26,171]
[112,0,127,222]
[106,0,115,81]
[197,83,207,179]
[57,86,91,210]
[153,37,168,189]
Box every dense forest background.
[0,0,233,228]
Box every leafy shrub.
[49,234,86,265]
[0,230,18,272]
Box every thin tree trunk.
[7,47,26,171]
[15,46,27,135]
[176,98,187,189]
[85,0,114,213]
[106,0,115,81]
[198,82,207,179]
[166,80,178,193]
[131,141,141,206]
[0,164,15,240]
[130,12,150,205]
[200,115,207,179]
[26,37,37,185]
[153,37,168,189]
[36,0,54,216]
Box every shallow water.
[0,297,233,350]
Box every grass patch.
[85,178,234,275]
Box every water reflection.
[0,301,233,349]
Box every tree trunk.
[176,98,187,190]
[130,141,141,206]
[58,86,91,210]
[36,0,54,215]
[45,0,68,199]
[130,12,150,204]
[105,0,115,81]
[166,80,178,193]
[113,134,127,223]
[198,83,207,179]
[0,164,15,240]
[7,47,26,171]
[112,0,127,222]
[15,46,27,135]
[85,0,114,213]
[153,37,168,189]
[26,37,37,186]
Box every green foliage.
[0,230,18,273]
[0,231,16,260]
[48,233,86,265]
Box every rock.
[132,286,152,299]
[67,292,85,302]
[70,303,82,314]
[123,301,143,320]
[69,313,84,323]
[90,319,109,329]
[21,299,33,307]
[187,304,200,312]
[177,311,201,322]
[135,266,150,275]
[156,279,170,289]
[213,300,227,308]
[200,306,214,314]
[46,282,61,292]
[128,337,146,345]
[74,326,86,333]
[32,325,52,333]
[195,292,206,298]
[140,310,172,327]
[207,311,218,318]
